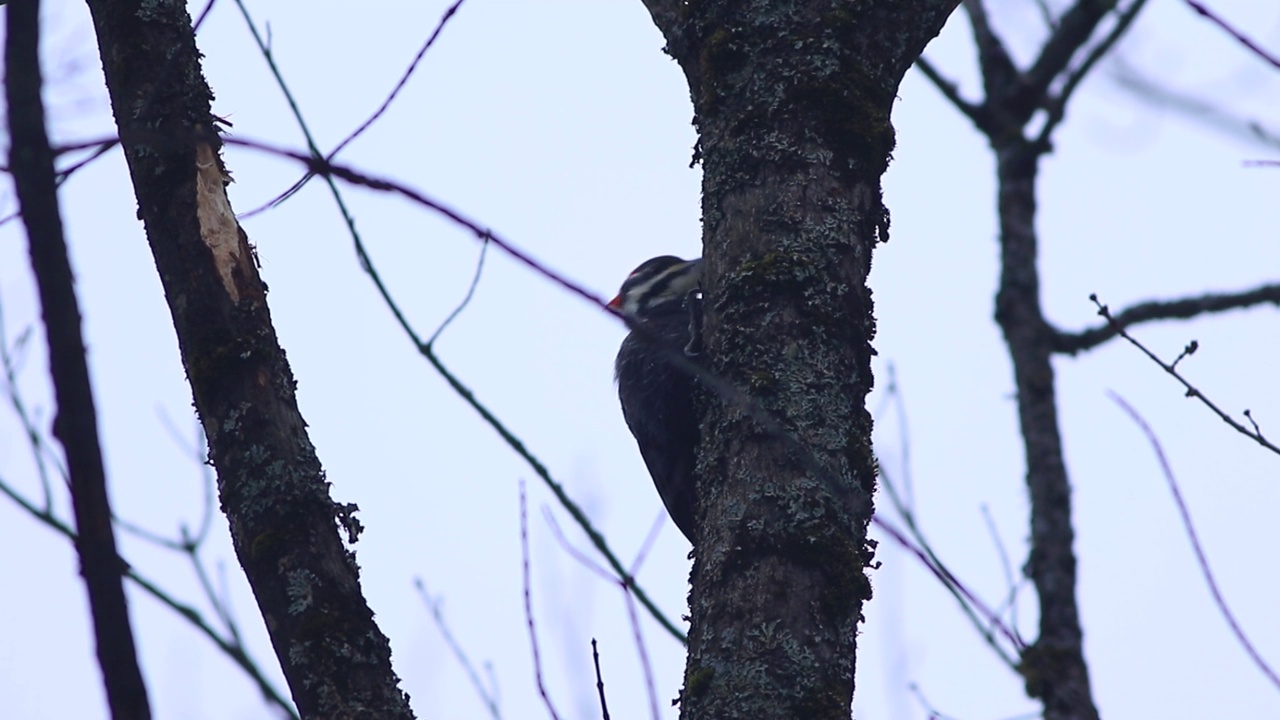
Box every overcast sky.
[2,1,1279,718]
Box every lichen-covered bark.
[81,1,413,716]
[640,1,959,716]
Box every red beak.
[607,294,622,309]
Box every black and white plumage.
[610,256,704,543]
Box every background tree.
[1,1,1277,719]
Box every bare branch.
[1110,394,1280,691]
[1112,59,1280,151]
[591,639,612,720]
[1022,0,1122,109]
[963,0,1021,110]
[1037,0,1148,144]
[872,513,1024,664]
[6,2,152,716]
[414,580,503,720]
[1090,295,1280,456]
[1056,283,1280,354]
[520,481,563,720]
[239,0,468,218]
[218,8,691,642]
[913,55,990,130]
[1184,0,1280,71]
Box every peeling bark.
[81,1,414,716]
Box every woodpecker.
[610,256,704,544]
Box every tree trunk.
[81,1,414,716]
[640,2,959,716]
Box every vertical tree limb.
[992,147,1098,720]
[6,1,152,717]
[917,2,1154,717]
[79,0,414,715]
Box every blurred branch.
[0,139,120,231]
[0,468,298,718]
[913,56,988,129]
[1111,393,1280,691]
[1056,283,1280,354]
[0,306,55,511]
[876,470,1024,668]
[876,370,1026,665]
[963,0,1020,104]
[0,306,297,717]
[1090,294,1280,456]
[7,1,151,715]
[1111,58,1280,151]
[1037,0,1148,145]
[981,503,1023,637]
[229,5,690,643]
[545,508,663,720]
[414,579,502,720]
[1022,0,1125,109]
[519,481,563,720]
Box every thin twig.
[155,409,216,547]
[1091,294,1280,456]
[0,299,54,511]
[226,136,849,505]
[0,299,294,717]
[1184,0,1280,70]
[414,579,503,720]
[225,6,690,641]
[1110,393,1280,692]
[1110,59,1280,151]
[239,0,467,218]
[429,233,489,346]
[885,364,916,512]
[0,139,121,231]
[591,639,612,720]
[1037,0,1149,145]
[913,56,988,129]
[192,0,219,31]
[623,589,660,720]
[980,503,1021,635]
[1058,284,1280,354]
[875,480,1024,666]
[543,509,662,719]
[520,480,563,720]
[0,470,298,718]
[626,518,663,720]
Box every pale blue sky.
[1,1,1278,718]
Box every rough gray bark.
[7,1,151,717]
[639,2,959,716]
[80,1,414,716]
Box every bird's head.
[608,256,703,319]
